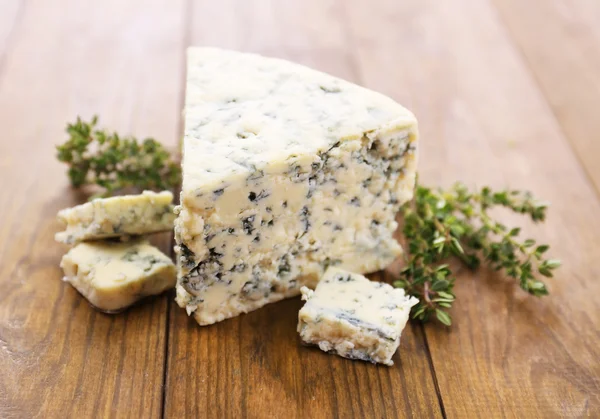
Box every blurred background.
[0,0,599,418]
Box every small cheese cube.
[298,267,418,366]
[60,239,176,312]
[56,191,175,244]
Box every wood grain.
[1,0,600,418]
[0,0,24,70]
[163,1,443,418]
[343,0,600,417]
[166,292,440,419]
[0,0,186,417]
[492,0,600,194]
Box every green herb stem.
[395,182,560,325]
[57,116,182,198]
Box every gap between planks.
[161,1,193,417]
[0,0,27,79]
[419,323,447,419]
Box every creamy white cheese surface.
[183,48,417,193]
[56,190,175,244]
[298,267,418,365]
[176,47,419,325]
[60,239,176,312]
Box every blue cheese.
[176,47,418,325]
[60,239,176,312]
[298,267,418,365]
[56,191,175,244]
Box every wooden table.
[1,0,599,417]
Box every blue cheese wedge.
[176,47,418,325]
[298,267,418,366]
[56,191,176,244]
[60,239,176,312]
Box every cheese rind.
[55,191,175,244]
[60,239,176,312]
[298,268,418,365]
[176,48,418,325]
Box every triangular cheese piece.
[176,47,418,325]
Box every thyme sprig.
[56,116,181,198]
[395,182,560,325]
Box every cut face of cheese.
[298,268,418,365]
[60,239,176,312]
[176,47,418,325]
[55,191,176,244]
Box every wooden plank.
[0,0,186,417]
[492,0,600,194]
[343,0,600,417]
[164,1,443,418]
[166,296,438,419]
[0,0,24,61]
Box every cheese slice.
[60,238,176,312]
[56,191,175,244]
[298,267,418,365]
[176,47,418,325]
